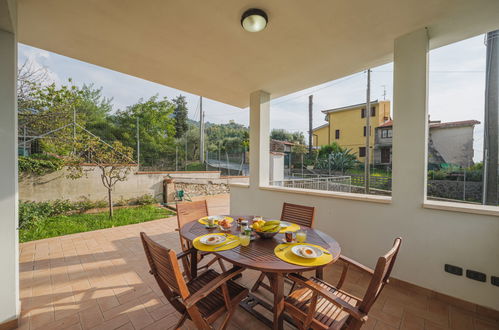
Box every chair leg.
[174,313,188,329]
[288,271,302,295]
[218,306,238,330]
[217,257,227,272]
[251,272,266,292]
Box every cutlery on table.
[214,240,238,250]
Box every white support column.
[249,90,270,187]
[391,28,429,207]
[0,0,19,325]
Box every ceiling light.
[241,8,268,32]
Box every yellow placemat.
[274,243,333,267]
[198,216,234,225]
[279,223,301,233]
[193,233,240,252]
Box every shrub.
[130,194,157,205]
[19,196,157,230]
[18,154,64,176]
[19,199,73,229]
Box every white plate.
[200,234,226,246]
[291,245,323,259]
[208,215,225,223]
[280,221,291,228]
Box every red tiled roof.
[378,120,393,128]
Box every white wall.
[230,29,499,310]
[0,0,19,324]
[431,126,475,166]
[269,153,284,182]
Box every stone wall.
[427,180,482,202]
[175,183,230,197]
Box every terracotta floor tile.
[401,311,426,330]
[127,305,155,329]
[79,304,104,329]
[474,318,499,330]
[449,307,475,330]
[88,314,130,330]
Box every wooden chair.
[284,238,402,330]
[140,232,248,330]
[176,200,227,279]
[251,202,315,292]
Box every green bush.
[18,154,64,176]
[131,194,157,205]
[19,195,158,230]
[19,199,74,229]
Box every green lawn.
[20,205,175,243]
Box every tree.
[318,142,343,157]
[113,95,176,166]
[66,135,134,218]
[271,129,305,144]
[173,95,189,138]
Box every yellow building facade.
[312,100,391,162]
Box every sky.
[18,34,487,161]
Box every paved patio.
[18,194,498,330]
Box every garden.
[19,196,175,242]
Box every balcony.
[1,0,499,329]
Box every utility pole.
[308,95,313,155]
[364,69,372,194]
[483,30,499,205]
[199,96,205,163]
[136,117,140,168]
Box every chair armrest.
[184,266,245,308]
[176,248,196,260]
[288,273,367,322]
[339,255,374,275]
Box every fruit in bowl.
[218,218,232,232]
[252,220,281,239]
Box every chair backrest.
[358,237,402,313]
[140,232,190,314]
[176,200,209,228]
[281,202,315,228]
[176,200,209,250]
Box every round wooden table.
[180,215,341,330]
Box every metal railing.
[271,176,352,193]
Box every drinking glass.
[206,217,215,227]
[296,230,307,243]
[239,233,250,247]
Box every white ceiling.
[17,0,499,108]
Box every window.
[268,63,393,197]
[381,129,392,138]
[427,33,496,207]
